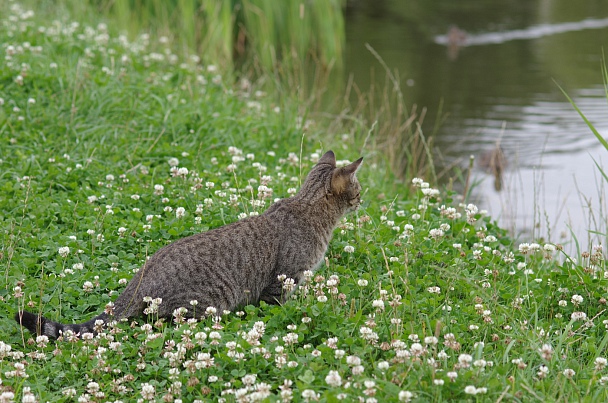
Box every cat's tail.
[14,310,109,339]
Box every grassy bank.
[1,2,608,402]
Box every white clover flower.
[242,374,257,386]
[346,355,361,366]
[464,385,478,395]
[538,365,549,378]
[571,294,583,306]
[538,344,553,360]
[154,184,164,195]
[301,390,319,401]
[595,357,607,371]
[427,286,441,294]
[334,349,345,359]
[168,158,179,167]
[140,383,155,400]
[474,359,487,368]
[458,354,473,367]
[282,332,298,345]
[58,246,70,257]
[176,207,186,219]
[351,364,364,375]
[325,370,342,387]
[117,227,127,236]
[424,336,438,345]
[466,203,478,214]
[571,311,587,321]
[357,279,368,287]
[398,390,414,402]
[62,389,75,397]
[410,343,424,356]
[563,368,575,378]
[429,228,444,239]
[422,188,440,197]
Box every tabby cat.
[16,150,363,338]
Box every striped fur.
[16,150,363,338]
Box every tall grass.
[88,0,345,72]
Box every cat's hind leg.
[259,279,286,305]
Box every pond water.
[342,0,608,249]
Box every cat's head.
[304,150,363,213]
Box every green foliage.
[0,2,607,402]
[78,0,345,72]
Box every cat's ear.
[318,150,336,167]
[331,157,363,194]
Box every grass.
[84,0,345,73]
[1,1,608,402]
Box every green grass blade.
[556,81,608,151]
[591,156,608,183]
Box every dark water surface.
[342,0,608,248]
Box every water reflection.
[342,0,608,248]
[435,17,608,47]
